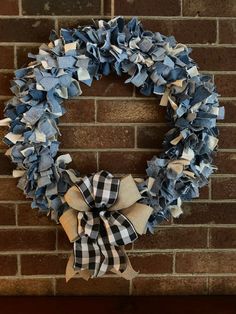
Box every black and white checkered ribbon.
[73,171,138,277]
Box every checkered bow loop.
[73,170,138,277]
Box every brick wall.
[0,0,236,296]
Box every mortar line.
[17,254,21,276]
[100,0,104,15]
[54,18,59,34]
[180,0,183,16]
[1,273,236,279]
[18,0,22,16]
[52,277,56,296]
[15,204,18,226]
[173,251,176,274]
[111,0,115,18]
[216,18,219,44]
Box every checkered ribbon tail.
[73,171,138,277]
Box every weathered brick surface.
[0,229,56,251]
[183,0,236,17]
[0,46,14,69]
[0,0,19,15]
[0,279,53,295]
[133,277,207,295]
[0,203,16,225]
[219,20,236,44]
[21,254,69,275]
[97,99,165,123]
[191,48,236,71]
[209,277,236,295]
[60,126,135,149]
[129,253,173,274]
[114,0,181,16]
[212,178,236,200]
[17,204,54,226]
[134,227,207,249]
[0,255,17,276]
[0,0,235,296]
[210,228,236,248]
[22,0,101,16]
[99,151,155,174]
[176,252,236,273]
[0,19,55,42]
[175,202,236,225]
[143,19,217,44]
[60,99,95,123]
[214,75,236,97]
[56,277,129,295]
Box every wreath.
[0,17,224,281]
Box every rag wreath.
[0,16,224,281]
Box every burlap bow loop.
[59,170,154,281]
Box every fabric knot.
[76,170,120,209]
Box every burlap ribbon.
[59,171,153,281]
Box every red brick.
[215,75,236,97]
[219,20,236,44]
[0,72,13,96]
[0,255,17,276]
[22,0,101,15]
[218,126,236,149]
[219,100,236,123]
[133,277,207,295]
[81,73,134,97]
[210,227,236,248]
[0,0,19,15]
[56,277,129,295]
[191,47,236,71]
[17,203,54,226]
[199,185,209,200]
[0,153,14,175]
[0,178,25,201]
[137,126,171,148]
[212,177,236,200]
[114,0,181,16]
[0,229,56,251]
[0,279,53,295]
[57,227,72,251]
[0,47,14,69]
[99,151,155,175]
[21,253,69,275]
[143,19,216,44]
[183,0,236,17]
[0,203,16,225]
[60,126,135,149]
[104,0,111,15]
[0,19,54,42]
[174,202,236,225]
[209,277,236,295]
[16,46,39,68]
[97,99,166,123]
[176,252,236,273]
[134,227,207,249]
[214,152,236,174]
[129,253,173,274]
[60,99,95,123]
[64,152,97,174]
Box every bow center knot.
[76,170,120,210]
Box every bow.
[60,170,153,281]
